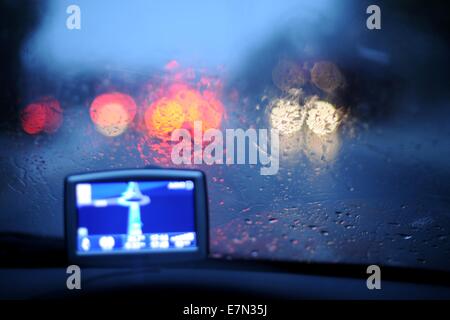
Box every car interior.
[1,0,450,303]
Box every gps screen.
[75,180,197,255]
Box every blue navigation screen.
[75,180,197,255]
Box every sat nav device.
[65,169,208,266]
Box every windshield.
[1,0,449,272]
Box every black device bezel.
[65,169,208,266]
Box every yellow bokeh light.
[146,99,186,138]
[266,94,343,166]
[269,96,305,136]
[305,99,340,136]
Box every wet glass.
[0,0,449,271]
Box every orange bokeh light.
[90,92,137,137]
[144,83,224,139]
